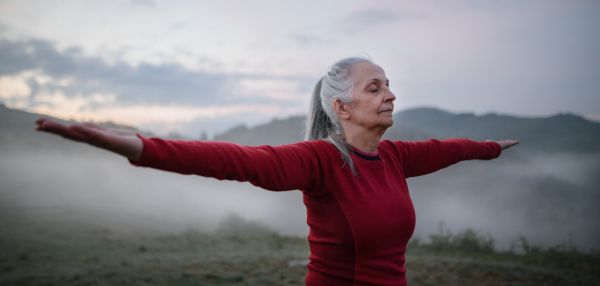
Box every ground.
[1,217,598,286]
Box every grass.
[0,217,309,286]
[405,222,600,285]
[1,217,599,286]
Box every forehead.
[351,61,387,85]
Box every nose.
[384,89,396,102]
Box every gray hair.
[304,56,373,175]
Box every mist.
[2,105,599,253]
[0,148,308,236]
[2,142,599,252]
[407,151,600,250]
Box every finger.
[71,124,107,142]
[62,128,89,142]
[501,140,519,150]
[36,119,70,133]
[81,123,107,130]
[37,121,88,142]
[35,117,58,127]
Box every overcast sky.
[0,0,599,137]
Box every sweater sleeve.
[385,139,501,178]
[129,135,337,193]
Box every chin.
[380,120,394,128]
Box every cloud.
[0,71,32,99]
[585,113,600,123]
[0,37,318,105]
[0,38,221,105]
[288,33,336,48]
[34,90,116,112]
[131,0,155,7]
[341,10,397,34]
[0,22,7,34]
[0,37,315,135]
[233,78,308,101]
[31,100,282,127]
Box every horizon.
[5,103,599,139]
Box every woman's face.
[346,61,396,130]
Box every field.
[1,215,599,286]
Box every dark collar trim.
[352,150,382,161]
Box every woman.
[35,56,518,285]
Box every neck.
[341,122,387,154]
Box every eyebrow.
[364,78,389,86]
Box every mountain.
[3,103,599,154]
[388,108,600,153]
[213,116,305,146]
[0,103,161,153]
[212,107,600,154]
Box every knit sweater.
[131,136,501,285]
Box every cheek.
[351,101,371,117]
[353,103,380,122]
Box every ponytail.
[304,56,372,176]
[305,78,332,141]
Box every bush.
[516,235,600,275]
[407,222,600,276]
[425,222,495,254]
[215,213,275,235]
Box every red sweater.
[131,137,501,285]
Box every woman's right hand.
[35,118,143,162]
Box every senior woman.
[35,56,518,285]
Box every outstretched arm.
[35,118,336,193]
[487,139,519,150]
[35,118,143,161]
[389,138,518,178]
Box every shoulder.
[377,139,410,164]
[263,140,341,161]
[292,140,341,161]
[292,140,344,196]
[378,139,409,155]
[379,139,448,153]
[284,139,339,152]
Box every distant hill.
[389,108,600,153]
[213,116,305,146]
[2,104,600,153]
[0,104,155,154]
[212,107,600,153]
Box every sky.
[0,0,599,138]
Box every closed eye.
[369,84,380,93]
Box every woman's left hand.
[486,139,519,150]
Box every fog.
[0,148,308,236]
[408,151,600,250]
[2,141,598,251]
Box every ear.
[333,98,350,120]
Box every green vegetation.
[405,222,600,285]
[1,218,599,286]
[0,218,310,286]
